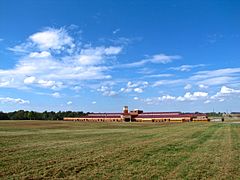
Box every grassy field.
[0,120,239,179]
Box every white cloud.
[133,97,139,100]
[177,92,208,101]
[204,100,211,104]
[72,86,81,92]
[153,79,184,87]
[67,101,72,105]
[170,64,205,72]
[219,86,240,94]
[104,46,122,55]
[7,43,32,53]
[134,87,143,93]
[119,54,181,68]
[29,51,51,58]
[38,79,63,89]
[142,95,176,105]
[184,84,192,90]
[158,95,176,101]
[199,84,208,89]
[211,86,240,100]
[120,81,148,93]
[113,28,120,34]
[0,97,30,104]
[150,54,181,64]
[23,76,63,89]
[0,79,11,87]
[29,28,74,51]
[143,74,173,78]
[141,98,154,105]
[24,76,36,84]
[97,86,118,96]
[197,76,237,86]
[92,101,97,104]
[77,46,122,65]
[51,92,61,98]
[188,68,240,88]
[192,68,240,80]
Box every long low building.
[64,106,209,122]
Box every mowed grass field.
[0,121,239,179]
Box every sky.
[0,0,240,113]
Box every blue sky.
[0,0,240,112]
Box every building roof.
[136,114,193,118]
[88,113,122,116]
[141,112,181,115]
[80,115,121,118]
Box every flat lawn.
[0,121,239,179]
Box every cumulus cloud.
[0,97,30,104]
[176,92,208,101]
[24,76,36,84]
[29,51,51,58]
[158,95,176,101]
[120,81,148,93]
[134,87,144,93]
[220,86,240,94]
[1,27,122,91]
[29,28,74,51]
[67,101,72,105]
[211,86,240,101]
[92,101,97,104]
[97,86,118,96]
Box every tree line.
[0,110,86,120]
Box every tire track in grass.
[116,124,217,179]
[164,123,221,179]
[166,124,238,179]
[215,125,234,179]
[230,124,240,179]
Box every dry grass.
[0,120,239,179]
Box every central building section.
[121,106,132,122]
[121,106,144,122]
